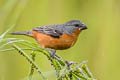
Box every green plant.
[0,28,95,80]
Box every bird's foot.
[65,60,77,68]
[45,48,57,60]
[50,51,56,60]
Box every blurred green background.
[0,0,120,80]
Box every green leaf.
[0,24,15,41]
[12,44,47,80]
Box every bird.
[11,20,87,55]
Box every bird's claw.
[45,48,56,60]
[65,60,77,67]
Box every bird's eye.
[74,24,79,27]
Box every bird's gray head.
[65,20,87,30]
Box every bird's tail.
[11,31,33,37]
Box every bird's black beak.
[80,25,88,30]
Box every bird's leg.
[50,50,56,59]
[65,60,77,68]
[65,60,71,68]
[45,48,57,60]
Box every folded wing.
[32,25,63,38]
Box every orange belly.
[32,29,81,50]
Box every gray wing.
[32,24,63,38]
